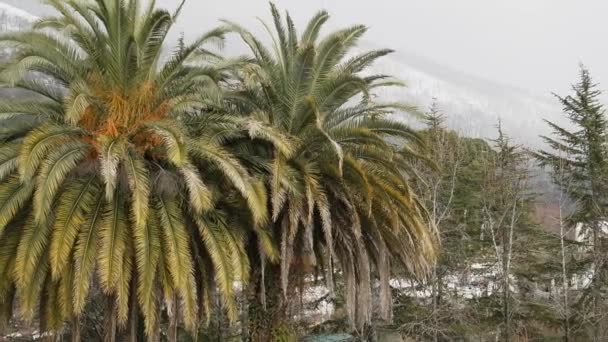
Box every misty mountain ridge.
[0,2,35,31]
[365,47,566,148]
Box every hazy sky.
[154,0,608,97]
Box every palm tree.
[0,0,270,340]
[225,4,438,339]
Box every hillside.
[369,48,566,148]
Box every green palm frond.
[0,143,19,181]
[98,191,129,293]
[49,176,98,279]
[180,163,213,214]
[16,246,48,321]
[124,149,150,230]
[73,192,104,314]
[194,215,238,320]
[33,140,88,225]
[146,120,188,167]
[14,214,51,292]
[115,238,133,326]
[0,0,438,336]
[42,280,63,330]
[0,226,19,300]
[18,124,81,183]
[0,100,62,119]
[300,10,329,44]
[227,4,437,330]
[98,136,125,201]
[57,261,74,319]
[0,0,269,336]
[0,177,34,237]
[134,204,161,337]
[156,195,198,331]
[191,139,268,225]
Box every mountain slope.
[369,48,565,148]
[0,2,36,31]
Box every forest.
[0,0,606,341]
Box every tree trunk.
[431,267,444,342]
[502,221,510,342]
[592,228,602,341]
[559,204,570,342]
[71,316,81,342]
[127,282,139,342]
[241,289,250,341]
[167,294,179,342]
[149,320,160,342]
[104,297,117,342]
[431,269,438,342]
[149,287,162,342]
[247,262,293,342]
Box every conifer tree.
[416,102,460,341]
[484,124,532,341]
[536,66,608,229]
[535,66,608,340]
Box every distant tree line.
[393,66,608,342]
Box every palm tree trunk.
[167,294,179,342]
[104,297,117,342]
[149,319,160,342]
[71,316,81,342]
[149,287,162,342]
[247,262,292,342]
[127,281,139,342]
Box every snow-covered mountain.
[0,2,36,31]
[369,48,565,148]
[0,1,566,148]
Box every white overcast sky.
[9,0,608,97]
[156,0,608,97]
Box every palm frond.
[18,124,81,183]
[33,140,88,225]
[98,190,128,293]
[73,192,104,314]
[0,177,34,238]
[156,195,198,332]
[49,175,98,279]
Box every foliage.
[397,116,571,341]
[3,1,605,341]
[0,0,272,338]
[536,66,608,228]
[535,65,608,340]
[223,3,437,336]
[0,0,438,340]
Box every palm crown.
[0,0,269,337]
[226,4,437,329]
